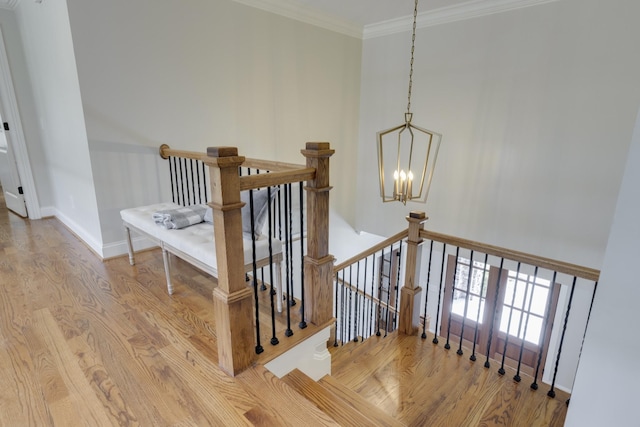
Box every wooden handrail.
[159,144,306,172]
[243,158,305,171]
[335,275,398,315]
[333,230,409,273]
[239,169,315,191]
[420,229,600,282]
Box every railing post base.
[399,211,428,335]
[206,146,254,376]
[301,142,335,327]
[212,287,255,376]
[400,285,423,335]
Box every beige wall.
[66,0,362,248]
[356,0,640,269]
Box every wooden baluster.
[399,211,427,335]
[301,142,335,327]
[205,146,254,376]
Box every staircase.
[257,330,570,427]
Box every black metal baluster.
[445,247,460,350]
[298,182,306,329]
[169,156,176,203]
[354,261,361,342]
[248,190,264,354]
[276,185,282,240]
[470,253,489,362]
[287,183,296,307]
[189,159,195,205]
[202,162,209,203]
[369,255,375,338]
[195,160,202,204]
[333,272,339,347]
[266,187,279,346]
[499,262,522,375]
[338,270,344,346]
[393,243,403,331]
[484,257,505,368]
[177,157,185,205]
[548,276,577,398]
[531,272,557,390]
[341,269,347,345]
[514,267,538,382]
[376,248,384,337]
[383,244,394,338]
[347,264,354,342]
[283,185,292,336]
[433,243,447,345]
[565,280,598,406]
[421,240,435,339]
[364,257,370,340]
[457,250,475,356]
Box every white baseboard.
[44,207,104,258]
[102,235,158,259]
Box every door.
[0,115,27,217]
[441,255,560,375]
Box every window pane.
[530,286,549,316]
[524,315,543,345]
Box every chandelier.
[377,0,442,205]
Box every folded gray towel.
[153,204,208,229]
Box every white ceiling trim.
[233,0,560,40]
[232,0,363,39]
[0,0,20,11]
[364,0,561,39]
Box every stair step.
[237,365,339,426]
[282,369,401,427]
[318,374,404,427]
[331,331,401,374]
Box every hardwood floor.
[330,332,569,427]
[0,195,569,426]
[0,202,330,426]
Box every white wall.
[65,0,362,253]
[14,0,102,253]
[356,0,640,270]
[564,109,640,425]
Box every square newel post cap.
[407,211,428,223]
[207,146,238,158]
[301,142,335,158]
[206,146,245,167]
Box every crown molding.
[232,0,362,39]
[0,0,20,11]
[364,0,560,39]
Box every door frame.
[0,27,41,219]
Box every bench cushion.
[121,203,282,267]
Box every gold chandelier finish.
[377,0,442,205]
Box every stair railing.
[333,210,600,397]
[160,143,334,376]
[332,229,409,344]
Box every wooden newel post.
[301,142,335,326]
[205,147,254,376]
[399,211,428,335]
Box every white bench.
[121,202,284,312]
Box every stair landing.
[329,332,569,427]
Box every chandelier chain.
[407,0,418,116]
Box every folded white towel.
[153,204,208,229]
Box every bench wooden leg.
[161,247,174,295]
[124,225,135,266]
